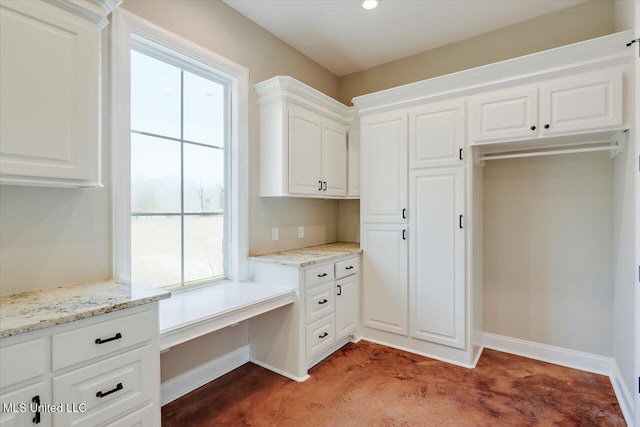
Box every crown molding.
[48,0,122,28]
[254,76,356,124]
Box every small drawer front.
[52,309,155,372]
[305,264,334,288]
[53,345,154,427]
[305,316,335,360]
[0,338,46,389]
[335,257,359,279]
[305,283,335,324]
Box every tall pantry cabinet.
[360,100,475,365]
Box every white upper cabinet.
[255,76,356,199]
[470,70,624,145]
[361,111,408,223]
[0,0,118,188]
[409,100,466,168]
[470,88,538,143]
[539,70,623,136]
[347,125,360,197]
[288,105,323,195]
[409,167,466,349]
[321,119,348,197]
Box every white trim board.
[483,332,634,427]
[161,345,250,406]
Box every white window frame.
[111,9,250,286]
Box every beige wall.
[483,153,614,356]
[0,0,341,297]
[337,0,615,104]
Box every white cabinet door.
[470,88,538,143]
[409,168,466,349]
[0,1,101,188]
[321,119,347,197]
[362,224,408,335]
[361,112,408,223]
[0,382,51,426]
[540,70,623,136]
[288,105,323,195]
[347,127,360,197]
[409,100,465,168]
[335,274,358,339]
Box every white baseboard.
[249,358,310,382]
[471,346,484,368]
[361,337,477,369]
[161,345,249,406]
[483,332,612,375]
[610,359,635,427]
[483,332,634,427]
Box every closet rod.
[479,145,618,162]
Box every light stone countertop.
[0,280,171,338]
[249,242,362,267]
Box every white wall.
[483,153,614,356]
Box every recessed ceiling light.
[362,0,379,10]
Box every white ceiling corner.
[223,0,586,76]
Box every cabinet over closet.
[255,76,359,199]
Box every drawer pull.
[337,285,342,296]
[318,299,328,305]
[96,382,123,398]
[32,395,40,424]
[345,266,354,270]
[317,273,328,278]
[318,332,328,339]
[95,333,122,345]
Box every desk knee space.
[158,281,295,351]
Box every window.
[112,10,249,289]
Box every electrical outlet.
[271,227,279,241]
[298,226,305,238]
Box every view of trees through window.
[130,49,227,288]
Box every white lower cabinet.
[409,168,466,349]
[250,253,361,379]
[362,224,408,336]
[0,382,51,427]
[0,304,161,427]
[335,275,358,338]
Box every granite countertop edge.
[0,281,171,339]
[248,242,363,267]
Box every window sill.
[158,280,295,351]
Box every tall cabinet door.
[288,105,322,195]
[361,112,408,223]
[362,224,408,335]
[321,119,348,197]
[409,168,466,349]
[409,100,465,168]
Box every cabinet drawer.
[104,403,155,427]
[53,345,154,427]
[305,316,335,360]
[0,338,46,389]
[305,283,335,324]
[52,310,155,371]
[335,257,359,279]
[304,264,334,288]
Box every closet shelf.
[474,129,627,164]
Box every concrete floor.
[162,341,625,426]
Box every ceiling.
[223,0,585,76]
